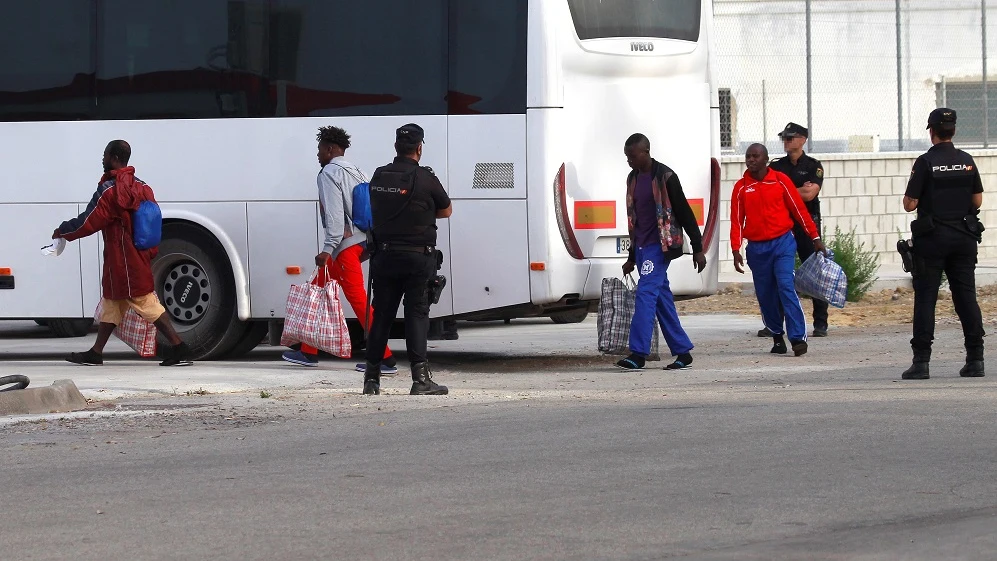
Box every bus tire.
[153,223,244,360]
[0,375,30,392]
[48,318,95,337]
[549,308,589,324]
[221,321,270,359]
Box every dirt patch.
[677,284,997,328]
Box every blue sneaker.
[282,350,318,367]
[355,362,398,376]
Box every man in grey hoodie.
[282,126,397,373]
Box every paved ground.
[1,316,995,560]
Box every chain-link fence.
[715,0,997,154]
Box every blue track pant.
[746,231,808,342]
[629,244,694,358]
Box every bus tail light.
[701,158,722,250]
[553,164,584,259]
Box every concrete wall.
[717,150,997,274]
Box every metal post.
[905,0,911,146]
[983,0,989,148]
[806,0,813,152]
[896,0,904,151]
[762,79,768,143]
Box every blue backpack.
[351,181,373,233]
[132,200,162,250]
[331,163,373,233]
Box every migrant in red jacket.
[58,167,159,300]
[730,167,820,252]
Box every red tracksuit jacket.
[730,168,819,252]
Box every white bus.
[0,0,721,359]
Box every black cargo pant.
[911,229,984,361]
[365,249,436,367]
[793,215,829,330]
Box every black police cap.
[926,108,957,129]
[778,122,808,139]
[396,123,425,144]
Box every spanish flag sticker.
[687,198,705,226]
[574,201,616,229]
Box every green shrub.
[828,226,880,301]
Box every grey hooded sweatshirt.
[318,156,367,259]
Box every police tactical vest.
[370,164,439,246]
[920,147,978,221]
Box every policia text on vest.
[361,123,454,396]
[899,108,986,380]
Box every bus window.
[0,1,94,122]
[270,0,447,117]
[567,0,701,42]
[448,0,527,115]
[97,0,270,120]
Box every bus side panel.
[247,201,318,319]
[526,108,592,307]
[446,115,526,200]
[448,200,530,316]
[0,204,84,318]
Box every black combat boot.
[771,334,787,355]
[902,349,931,380]
[960,360,985,378]
[410,362,448,396]
[362,363,381,395]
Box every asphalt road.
[1,316,995,560]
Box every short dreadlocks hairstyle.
[316,126,351,150]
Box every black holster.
[965,213,986,243]
[427,250,446,305]
[897,238,923,278]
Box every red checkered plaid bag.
[94,300,158,358]
[280,268,351,358]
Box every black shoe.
[616,353,645,370]
[901,362,930,380]
[410,362,448,396]
[812,327,828,337]
[960,360,985,378]
[362,380,381,395]
[665,353,693,370]
[160,342,193,367]
[771,335,787,355]
[67,350,103,366]
[362,363,381,395]
[791,340,808,357]
[758,326,774,337]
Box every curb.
[0,379,88,417]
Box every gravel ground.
[677,284,997,328]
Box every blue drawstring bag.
[351,182,373,233]
[132,200,162,250]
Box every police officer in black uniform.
[901,108,986,380]
[362,123,453,395]
[761,122,829,337]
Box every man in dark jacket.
[617,133,707,371]
[53,140,191,367]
